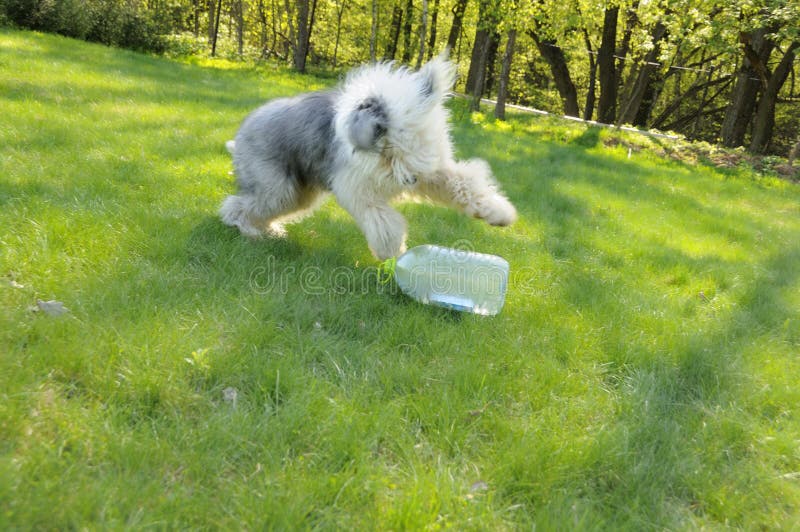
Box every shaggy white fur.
[220,53,517,260]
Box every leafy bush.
[3,0,93,38]
[114,4,165,53]
[163,31,207,58]
[1,0,166,53]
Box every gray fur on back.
[233,91,339,192]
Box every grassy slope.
[1,29,799,529]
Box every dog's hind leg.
[220,194,267,238]
[416,159,517,226]
[220,178,308,238]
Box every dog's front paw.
[480,194,518,226]
[371,240,406,261]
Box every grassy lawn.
[2,29,800,529]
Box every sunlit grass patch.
[2,29,800,529]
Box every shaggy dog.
[220,54,517,260]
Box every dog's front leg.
[336,194,408,260]
[417,159,517,226]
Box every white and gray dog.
[220,54,517,260]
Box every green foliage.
[1,0,166,52]
[2,30,800,529]
[163,31,208,58]
[3,0,94,38]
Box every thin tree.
[211,0,223,56]
[596,5,619,123]
[721,27,775,147]
[415,0,428,68]
[401,0,414,63]
[617,22,668,126]
[294,0,310,71]
[470,31,491,111]
[283,0,296,59]
[750,40,799,153]
[494,28,517,120]
[192,0,201,35]
[370,0,378,61]
[581,26,598,120]
[332,0,348,67]
[446,0,468,53]
[384,3,403,60]
[427,0,440,59]
[232,0,244,57]
[466,0,495,94]
[293,0,317,72]
[207,0,217,43]
[528,29,579,117]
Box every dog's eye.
[358,98,378,111]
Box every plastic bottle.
[393,245,510,315]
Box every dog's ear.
[346,96,389,152]
[417,51,456,101]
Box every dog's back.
[233,91,339,191]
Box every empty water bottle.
[393,245,510,315]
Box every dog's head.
[338,53,457,154]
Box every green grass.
[2,29,800,529]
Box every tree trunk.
[529,30,580,117]
[283,0,296,60]
[211,0,223,56]
[721,28,774,147]
[264,0,278,58]
[446,0,468,52]
[617,22,667,125]
[427,0,440,59]
[750,41,799,153]
[384,4,403,60]
[401,0,414,63]
[616,1,639,89]
[256,0,267,56]
[332,0,347,67]
[192,0,200,35]
[207,0,216,42]
[483,31,501,95]
[494,29,517,120]
[307,0,318,59]
[582,28,597,120]
[294,0,310,72]
[416,0,428,67]
[233,0,244,57]
[370,0,378,61]
[466,0,495,94]
[597,6,619,124]
[470,32,491,111]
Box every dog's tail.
[225,140,236,154]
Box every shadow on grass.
[468,110,800,525]
[5,31,800,528]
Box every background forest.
[2,0,799,156]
